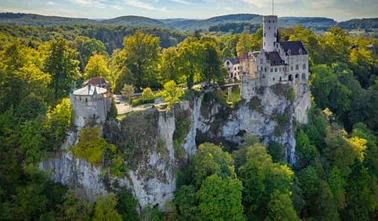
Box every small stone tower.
[263,15,278,52]
[70,84,111,128]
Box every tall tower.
[263,15,278,52]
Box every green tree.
[71,127,116,166]
[120,31,160,90]
[266,191,300,221]
[160,47,182,84]
[44,38,79,101]
[197,174,245,221]
[62,190,93,221]
[84,54,110,80]
[71,36,108,72]
[115,188,139,221]
[193,143,235,187]
[174,185,198,220]
[141,87,155,102]
[314,181,340,221]
[93,193,122,221]
[236,31,254,56]
[238,144,294,220]
[121,84,134,103]
[202,40,224,84]
[160,80,184,108]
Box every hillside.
[338,18,378,29]
[101,16,171,29]
[0,12,96,26]
[168,14,261,31]
[0,12,376,34]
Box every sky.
[0,0,377,21]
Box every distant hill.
[165,14,261,31]
[0,12,376,34]
[101,16,170,29]
[337,18,378,29]
[0,12,96,26]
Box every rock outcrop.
[39,82,311,211]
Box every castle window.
[291,66,293,71]
[303,64,306,70]
[270,68,273,72]
[289,75,293,81]
[296,64,299,70]
[264,32,266,37]
[93,114,96,119]
[302,73,307,80]
[265,68,267,72]
[263,75,266,78]
[275,68,277,72]
[269,20,271,23]
[280,77,282,82]
[269,26,271,30]
[295,74,299,79]
[85,98,88,103]
[273,78,275,81]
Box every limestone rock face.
[39,83,310,211]
[39,132,107,201]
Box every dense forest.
[1,20,378,220]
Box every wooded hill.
[2,12,374,33]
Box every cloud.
[69,0,106,8]
[170,0,192,5]
[241,0,300,8]
[123,0,168,12]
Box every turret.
[263,15,278,52]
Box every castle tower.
[263,15,278,52]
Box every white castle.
[225,15,309,101]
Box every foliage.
[160,80,184,108]
[71,127,117,166]
[84,54,110,80]
[267,141,285,163]
[118,31,161,90]
[141,87,155,103]
[44,38,79,101]
[197,174,245,221]
[93,193,122,221]
[121,84,134,102]
[116,188,139,221]
[238,144,295,220]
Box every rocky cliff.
[39,82,311,211]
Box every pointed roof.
[279,41,308,55]
[265,51,285,66]
[73,85,107,96]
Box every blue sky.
[0,0,377,21]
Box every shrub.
[71,127,116,166]
[141,87,155,102]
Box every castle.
[70,81,112,128]
[225,15,309,101]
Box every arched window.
[295,74,299,79]
[303,64,306,70]
[289,75,293,81]
[296,64,299,70]
[302,73,307,81]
